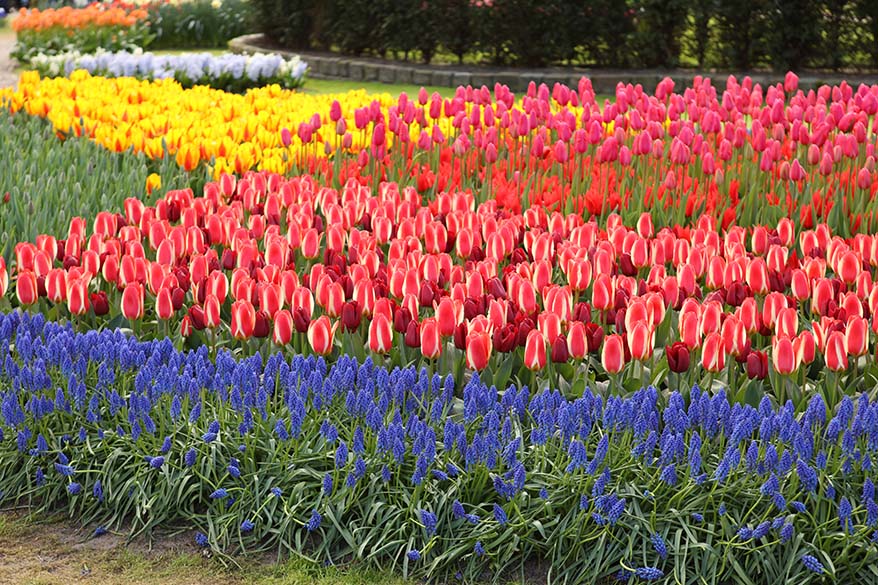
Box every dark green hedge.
[253,0,878,70]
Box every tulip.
[341,300,362,332]
[156,287,174,320]
[666,342,690,373]
[567,321,588,359]
[771,336,798,375]
[825,331,849,371]
[273,309,293,345]
[16,271,39,306]
[420,317,442,359]
[204,294,222,329]
[627,322,654,361]
[846,316,869,356]
[601,334,625,374]
[584,322,604,353]
[230,300,256,340]
[368,313,393,354]
[465,330,492,370]
[524,329,547,371]
[0,258,7,297]
[404,319,420,348]
[181,314,193,337]
[121,283,144,321]
[90,291,109,316]
[701,332,726,373]
[308,316,335,355]
[550,335,569,363]
[746,350,768,380]
[66,277,89,316]
[253,311,270,338]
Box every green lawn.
[300,77,456,98]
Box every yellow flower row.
[0,71,400,179]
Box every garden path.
[0,30,16,88]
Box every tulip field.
[6,40,878,581]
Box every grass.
[300,77,455,98]
[0,512,412,585]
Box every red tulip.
[231,300,256,340]
[16,271,39,306]
[273,309,294,345]
[341,300,362,332]
[825,331,848,371]
[701,332,725,372]
[253,310,270,338]
[550,335,569,363]
[181,314,193,337]
[524,329,547,371]
[436,297,463,337]
[46,268,67,303]
[465,330,492,370]
[293,306,311,333]
[156,287,174,320]
[771,336,798,375]
[0,258,7,298]
[746,350,768,380]
[794,330,817,365]
[420,317,442,359]
[584,322,604,353]
[846,316,869,356]
[204,294,222,329]
[64,276,89,316]
[301,228,321,259]
[567,321,587,359]
[627,322,654,361]
[121,283,145,321]
[837,251,860,284]
[368,313,393,354]
[666,342,690,373]
[90,291,109,316]
[308,315,335,355]
[601,334,625,374]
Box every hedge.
[252,0,878,71]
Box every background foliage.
[253,0,878,70]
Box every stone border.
[230,34,878,94]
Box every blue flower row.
[0,310,872,582]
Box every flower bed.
[0,167,876,411]
[1,74,877,235]
[1,310,875,583]
[11,0,257,61]
[11,4,151,62]
[29,49,308,92]
[2,71,878,582]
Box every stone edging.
[230,34,878,93]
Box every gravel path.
[0,29,18,88]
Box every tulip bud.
[420,317,442,359]
[368,313,393,353]
[274,310,294,345]
[666,342,690,373]
[524,330,547,371]
[601,334,625,374]
[90,291,110,316]
[121,283,145,321]
[307,316,335,355]
[465,330,492,370]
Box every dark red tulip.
[584,322,604,353]
[550,335,569,363]
[90,291,110,316]
[746,350,768,380]
[188,304,206,330]
[341,300,361,331]
[492,323,518,353]
[253,310,271,338]
[405,319,420,348]
[293,307,311,333]
[393,307,412,334]
[666,342,691,373]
